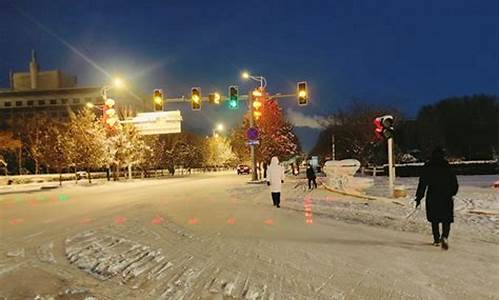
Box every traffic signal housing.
[191,87,201,111]
[374,115,394,139]
[297,81,308,106]
[252,88,264,120]
[228,85,239,110]
[103,98,118,129]
[208,92,221,105]
[153,89,164,111]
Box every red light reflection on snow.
[9,218,24,225]
[264,218,273,225]
[304,196,313,224]
[188,218,199,225]
[151,215,164,225]
[114,216,127,224]
[226,217,236,225]
[324,195,335,202]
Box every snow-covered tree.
[231,98,299,165]
[108,123,145,180]
[67,108,109,183]
[40,121,72,186]
[16,115,53,174]
[205,136,237,167]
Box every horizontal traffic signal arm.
[160,93,300,103]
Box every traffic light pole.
[388,137,395,194]
[248,91,258,181]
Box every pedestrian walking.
[415,147,459,250]
[266,156,284,208]
[306,164,317,189]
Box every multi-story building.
[0,51,149,128]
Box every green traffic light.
[227,98,239,110]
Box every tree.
[0,131,21,175]
[412,95,499,160]
[40,121,72,186]
[205,136,237,167]
[67,108,109,183]
[108,123,145,180]
[310,101,402,165]
[231,99,300,166]
[15,115,50,174]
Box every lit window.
[61,98,68,104]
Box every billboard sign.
[122,110,182,135]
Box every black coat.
[306,167,316,179]
[416,159,459,223]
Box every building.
[0,50,149,128]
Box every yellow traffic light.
[208,92,221,104]
[214,92,221,104]
[297,81,308,106]
[252,89,262,97]
[153,89,164,111]
[252,87,265,120]
[191,87,201,111]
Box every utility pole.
[331,133,335,161]
[388,137,395,194]
[249,91,258,181]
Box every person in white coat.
[266,156,284,208]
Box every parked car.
[76,171,89,180]
[237,164,250,175]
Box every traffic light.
[153,89,164,111]
[208,92,221,105]
[374,115,394,139]
[252,87,264,120]
[228,85,239,110]
[373,117,384,139]
[103,98,118,128]
[191,87,201,111]
[297,81,308,106]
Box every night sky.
[1,0,498,151]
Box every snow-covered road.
[0,173,497,299]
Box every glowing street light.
[213,123,224,137]
[241,71,267,89]
[113,77,125,89]
[86,102,95,108]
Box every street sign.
[122,110,182,135]
[246,127,259,140]
[245,140,260,145]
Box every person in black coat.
[306,164,317,189]
[415,147,459,250]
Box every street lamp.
[213,123,224,137]
[101,77,125,101]
[241,71,267,89]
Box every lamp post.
[241,71,267,181]
[97,78,125,181]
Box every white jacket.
[266,156,284,193]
